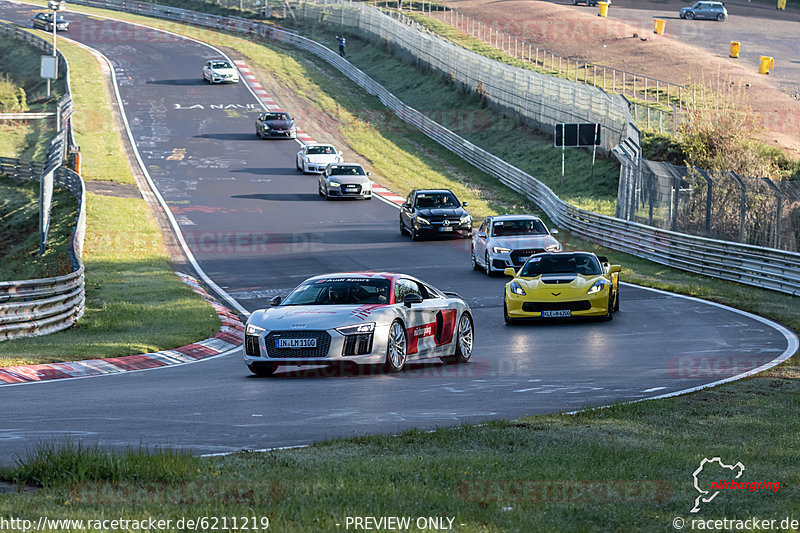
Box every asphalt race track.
[0,2,794,462]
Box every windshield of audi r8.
[520,253,602,277]
[328,165,365,176]
[415,192,460,208]
[492,219,547,237]
[281,278,390,306]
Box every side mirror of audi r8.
[608,265,622,274]
[477,231,487,239]
[504,268,517,277]
[403,293,424,308]
[550,229,559,235]
[269,296,282,306]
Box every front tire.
[471,247,481,271]
[410,227,421,241]
[613,287,620,312]
[441,314,474,364]
[686,11,695,19]
[503,301,518,325]
[384,320,407,373]
[248,362,278,376]
[603,292,614,321]
[484,252,493,276]
[400,218,407,236]
[716,13,725,21]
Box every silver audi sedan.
[471,214,561,275]
[243,272,474,376]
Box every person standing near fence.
[336,35,346,57]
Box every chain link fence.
[292,0,629,151]
[616,157,800,252]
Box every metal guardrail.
[65,0,800,296]
[0,22,86,341]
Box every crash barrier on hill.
[66,0,800,295]
[0,22,85,341]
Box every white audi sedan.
[471,214,561,275]
[318,163,372,200]
[296,144,343,174]
[243,272,474,376]
[202,59,239,84]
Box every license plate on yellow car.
[542,310,571,318]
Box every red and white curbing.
[235,61,406,207]
[235,60,314,144]
[0,273,244,385]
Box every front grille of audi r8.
[245,334,261,357]
[510,249,545,266]
[264,331,331,358]
[342,333,373,356]
[522,301,592,312]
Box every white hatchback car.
[296,144,343,174]
[202,59,239,84]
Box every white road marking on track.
[642,387,666,393]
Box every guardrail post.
[729,171,747,243]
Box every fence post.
[729,171,747,243]
[697,169,713,238]
[763,178,783,249]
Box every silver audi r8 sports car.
[243,272,474,376]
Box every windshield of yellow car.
[281,278,390,306]
[520,253,602,277]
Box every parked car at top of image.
[503,252,621,324]
[296,144,343,173]
[242,272,474,376]
[680,1,727,21]
[202,59,239,84]
[571,0,600,6]
[31,12,69,31]
[471,215,561,276]
[399,189,472,241]
[318,163,372,199]
[255,111,297,139]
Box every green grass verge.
[1,374,798,530]
[0,176,76,280]
[0,26,219,366]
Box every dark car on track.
[255,111,297,139]
[32,12,69,31]
[400,189,472,240]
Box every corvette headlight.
[545,243,562,252]
[460,214,472,225]
[587,280,605,295]
[336,322,375,335]
[416,216,431,225]
[329,181,341,187]
[509,281,526,296]
[493,247,511,254]
[246,324,266,336]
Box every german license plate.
[542,310,571,318]
[345,185,358,189]
[277,338,317,349]
[439,226,454,232]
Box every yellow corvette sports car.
[503,252,621,324]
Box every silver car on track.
[243,272,474,376]
[296,143,343,173]
[471,214,561,275]
[318,163,372,199]
[202,59,240,84]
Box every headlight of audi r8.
[416,216,431,225]
[329,181,341,187]
[246,324,266,336]
[509,281,526,296]
[336,322,375,335]
[493,247,511,254]
[587,280,605,295]
[545,243,562,252]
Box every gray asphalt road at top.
[581,0,800,94]
[0,2,794,463]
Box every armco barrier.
[63,0,800,295]
[0,22,85,341]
